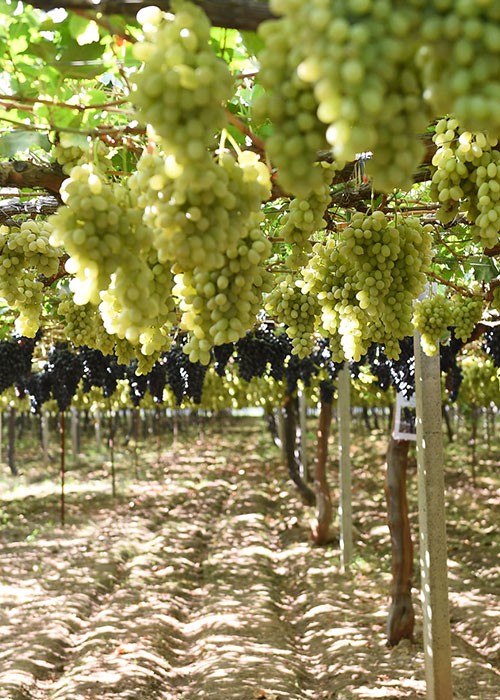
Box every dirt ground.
[0,416,498,699]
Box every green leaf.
[240,30,265,57]
[0,130,51,158]
[68,14,100,46]
[55,40,107,79]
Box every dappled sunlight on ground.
[0,418,498,698]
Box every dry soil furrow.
[40,473,236,699]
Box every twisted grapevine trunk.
[282,394,316,507]
[385,435,415,646]
[311,385,333,545]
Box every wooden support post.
[338,363,352,572]
[298,389,309,481]
[41,410,49,468]
[414,332,453,700]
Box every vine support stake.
[59,411,65,528]
[414,331,453,700]
[108,404,116,498]
[338,363,352,573]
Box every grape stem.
[224,110,266,154]
[427,271,476,298]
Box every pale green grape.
[0,221,63,337]
[132,148,271,273]
[419,1,500,136]
[412,294,453,356]
[279,161,341,269]
[174,222,273,364]
[49,163,151,305]
[451,293,484,342]
[430,116,500,248]
[99,250,176,355]
[264,274,320,358]
[256,0,431,194]
[51,136,110,174]
[131,0,233,161]
[302,211,433,361]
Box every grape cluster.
[212,343,235,377]
[412,293,453,357]
[430,117,500,248]
[0,220,62,337]
[253,10,331,198]
[363,339,415,398]
[450,293,483,342]
[25,370,52,414]
[174,222,273,364]
[302,211,433,361]
[0,336,36,393]
[130,148,271,273]
[49,163,150,305]
[46,344,84,412]
[147,362,167,402]
[418,2,500,136]
[164,338,208,405]
[131,1,233,160]
[98,248,176,356]
[256,0,430,194]
[58,297,116,356]
[280,161,338,269]
[264,274,320,358]
[80,346,113,393]
[51,135,110,174]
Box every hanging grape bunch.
[302,211,433,362]
[430,116,500,248]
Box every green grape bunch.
[412,293,453,356]
[174,222,273,365]
[0,220,62,337]
[302,211,433,362]
[49,163,151,306]
[264,274,321,358]
[51,135,110,175]
[430,116,500,249]
[450,293,484,343]
[256,0,430,194]
[131,0,234,162]
[280,161,340,269]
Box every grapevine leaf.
[68,14,100,45]
[0,131,51,157]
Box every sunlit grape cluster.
[418,1,500,136]
[99,249,176,355]
[450,293,483,343]
[302,211,433,361]
[253,12,331,197]
[173,224,273,365]
[412,294,453,357]
[256,0,430,193]
[131,0,233,161]
[264,274,320,358]
[430,117,500,248]
[51,136,110,174]
[58,297,115,355]
[0,220,62,337]
[133,149,271,272]
[49,163,151,305]
[280,161,339,269]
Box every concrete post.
[414,332,453,700]
[338,363,352,572]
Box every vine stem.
[427,271,476,298]
[225,110,266,154]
